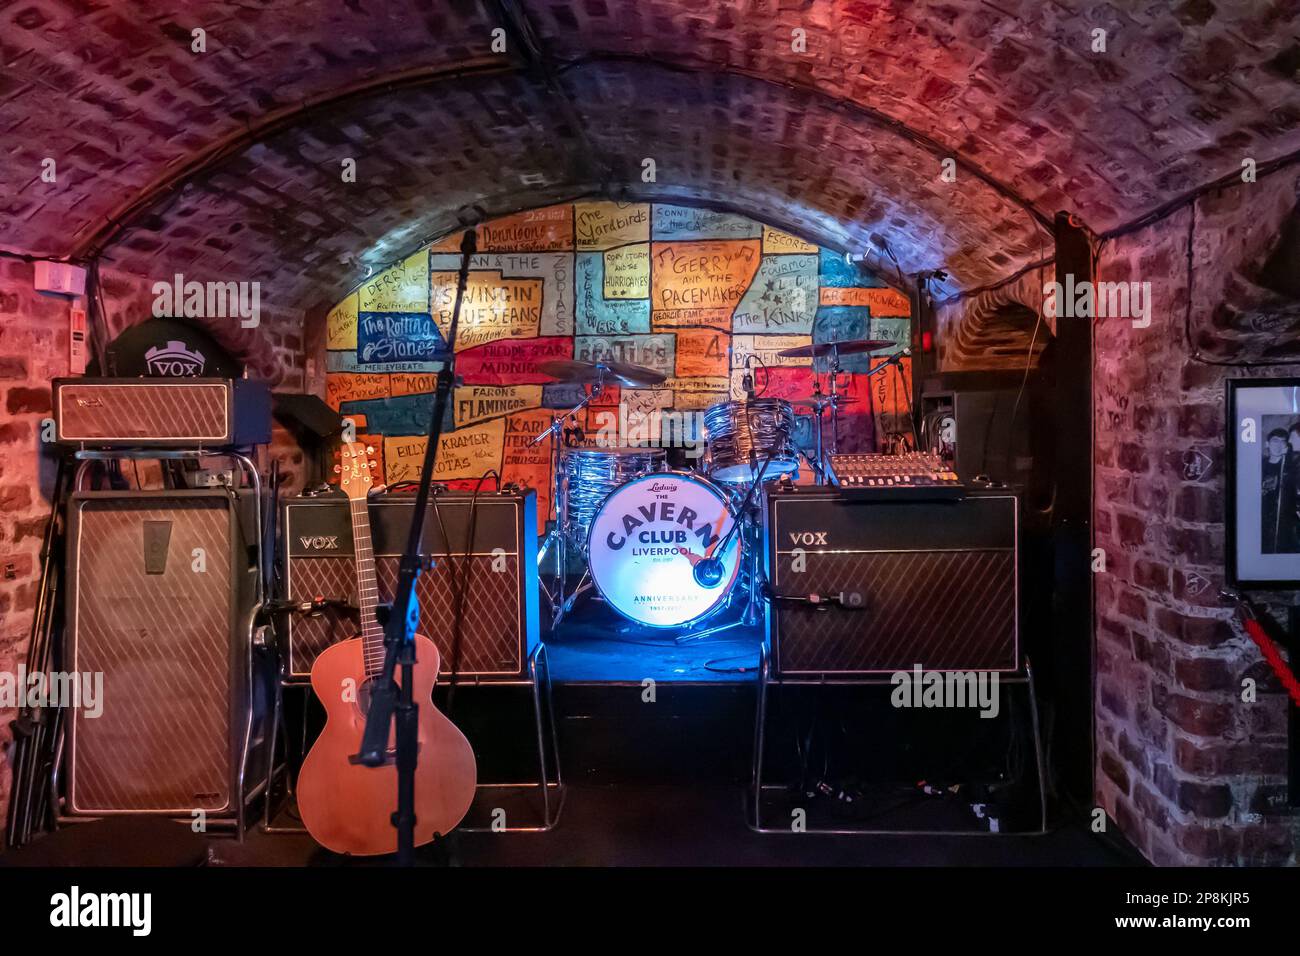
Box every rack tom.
[559,446,666,552]
[703,398,799,484]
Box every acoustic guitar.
[296,441,477,855]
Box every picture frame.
[1225,377,1300,588]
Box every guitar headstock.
[334,441,381,500]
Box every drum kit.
[531,339,898,636]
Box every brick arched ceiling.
[2,0,1299,311]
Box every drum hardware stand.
[676,450,775,643]
[533,370,608,629]
[823,344,845,457]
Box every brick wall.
[935,170,1300,865]
[0,257,306,837]
[1093,172,1300,866]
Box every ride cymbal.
[775,339,896,359]
[538,358,667,388]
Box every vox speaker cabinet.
[765,488,1019,676]
[280,490,540,681]
[65,489,267,817]
[53,377,271,448]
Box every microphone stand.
[355,227,477,866]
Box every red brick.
[5,387,51,416]
[1173,485,1223,523]
[1173,737,1287,776]
[1173,656,1235,693]
[1152,684,1233,737]
[1153,607,1234,648]
[1101,749,1130,795]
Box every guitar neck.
[347,496,385,677]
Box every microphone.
[693,556,725,588]
[771,590,867,610]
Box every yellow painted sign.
[431,271,543,350]
[383,418,507,485]
[730,334,813,369]
[390,372,439,398]
[453,384,543,428]
[603,244,650,299]
[762,226,818,255]
[575,202,650,251]
[326,293,358,350]
[359,250,429,313]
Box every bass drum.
[587,472,742,628]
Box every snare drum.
[559,446,666,552]
[587,471,742,628]
[703,398,799,484]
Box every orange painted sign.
[675,328,729,378]
[651,240,761,321]
[819,287,911,314]
[325,372,389,408]
[478,205,573,252]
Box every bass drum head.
[587,472,742,628]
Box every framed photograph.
[1226,378,1300,587]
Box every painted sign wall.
[324,202,913,528]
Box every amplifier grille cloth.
[61,383,227,440]
[775,549,1015,673]
[71,499,232,813]
[287,555,523,677]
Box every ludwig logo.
[145,340,206,376]
[299,535,340,551]
[788,531,828,546]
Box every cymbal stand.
[533,371,606,628]
[804,379,829,486]
[825,343,846,456]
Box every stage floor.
[543,597,763,683]
[215,783,1138,867]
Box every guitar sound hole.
[355,677,377,718]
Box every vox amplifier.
[64,489,270,817]
[280,491,540,681]
[53,377,271,448]
[765,488,1019,676]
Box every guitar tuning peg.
[365,445,375,454]
[332,464,341,474]
[368,460,378,469]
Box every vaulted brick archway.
[1,0,1299,868]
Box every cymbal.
[776,339,897,359]
[538,358,667,388]
[790,395,860,407]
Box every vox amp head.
[53,377,272,448]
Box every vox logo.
[788,531,828,546]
